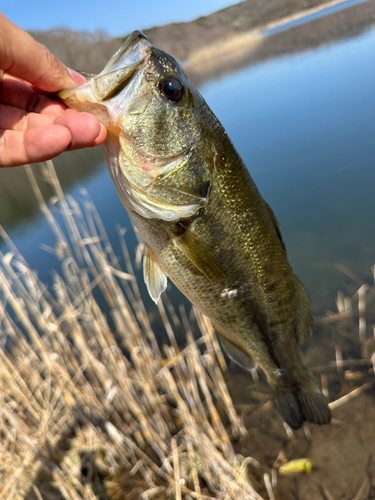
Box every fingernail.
[67,68,87,85]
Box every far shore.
[182,0,375,86]
[29,0,375,85]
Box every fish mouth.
[101,30,150,74]
[58,31,151,108]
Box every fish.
[59,30,331,430]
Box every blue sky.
[3,1,239,37]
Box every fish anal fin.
[143,245,167,303]
[295,277,313,344]
[217,333,256,371]
[172,229,226,281]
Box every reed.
[0,161,259,500]
[1,161,374,499]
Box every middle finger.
[0,74,68,116]
[0,103,65,131]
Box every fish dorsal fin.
[294,277,313,343]
[172,228,226,281]
[143,245,168,303]
[217,333,256,371]
[264,201,286,253]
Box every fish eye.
[159,77,184,102]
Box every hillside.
[29,0,375,76]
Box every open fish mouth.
[101,30,150,73]
[58,31,151,113]
[91,31,151,101]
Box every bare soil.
[224,296,375,500]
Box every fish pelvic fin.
[143,244,167,303]
[273,377,331,430]
[216,333,256,371]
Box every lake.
[2,3,374,314]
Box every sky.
[2,1,239,37]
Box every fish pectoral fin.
[172,229,226,281]
[216,333,256,371]
[143,245,168,303]
[295,277,313,343]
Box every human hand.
[0,13,107,168]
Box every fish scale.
[59,30,331,430]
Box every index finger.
[0,12,85,92]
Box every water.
[200,25,375,309]
[3,17,374,313]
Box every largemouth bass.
[59,31,331,429]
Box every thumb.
[0,12,85,92]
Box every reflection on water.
[0,146,104,229]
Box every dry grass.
[0,161,374,499]
[0,161,263,500]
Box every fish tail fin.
[273,380,331,430]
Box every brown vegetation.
[1,162,375,499]
[0,162,256,499]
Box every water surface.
[200,24,375,309]
[3,18,374,314]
